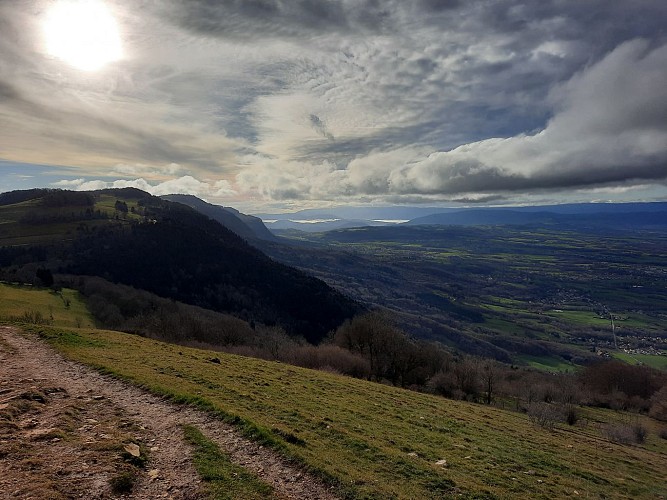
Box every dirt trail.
[0,326,338,499]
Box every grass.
[0,283,95,328]
[516,355,576,373]
[182,424,274,499]
[25,325,666,499]
[3,284,667,499]
[613,352,667,370]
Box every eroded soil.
[0,326,337,499]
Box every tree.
[334,311,408,382]
[36,267,54,287]
[481,361,497,405]
[114,200,129,213]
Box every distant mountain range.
[255,202,667,234]
[406,204,667,230]
[162,194,276,241]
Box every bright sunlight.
[43,0,122,71]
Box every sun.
[43,0,122,71]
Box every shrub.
[284,344,371,379]
[109,470,137,494]
[427,371,457,399]
[527,403,560,430]
[633,423,647,444]
[564,405,579,426]
[602,420,647,445]
[649,385,667,422]
[602,424,635,445]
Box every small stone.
[124,443,141,457]
[148,469,160,480]
[435,459,447,467]
[407,452,418,457]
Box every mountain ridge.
[0,188,360,342]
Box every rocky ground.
[0,326,337,499]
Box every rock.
[407,452,418,458]
[148,469,160,480]
[209,357,221,364]
[124,443,141,457]
[435,459,447,467]
[0,403,9,410]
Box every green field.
[265,225,667,365]
[0,193,141,246]
[2,284,666,499]
[613,352,667,370]
[515,355,577,373]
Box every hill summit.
[0,188,360,342]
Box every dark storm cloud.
[161,0,394,38]
[451,195,507,204]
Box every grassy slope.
[613,352,667,370]
[0,283,95,328]
[0,194,136,246]
[2,284,666,499]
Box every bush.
[284,344,371,379]
[602,424,634,444]
[649,385,667,421]
[602,421,647,445]
[633,423,647,444]
[109,470,137,494]
[527,403,560,430]
[564,405,579,426]
[427,371,457,399]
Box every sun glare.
[43,0,122,71]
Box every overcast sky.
[1,0,666,211]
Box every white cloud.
[3,1,667,208]
[51,175,238,201]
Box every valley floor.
[0,326,336,499]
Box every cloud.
[53,175,239,200]
[2,1,667,208]
[309,114,334,141]
[384,40,667,196]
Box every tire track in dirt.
[0,326,338,499]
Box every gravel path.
[0,326,338,499]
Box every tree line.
[63,276,666,423]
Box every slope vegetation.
[0,188,360,342]
[3,284,664,499]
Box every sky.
[1,0,666,213]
